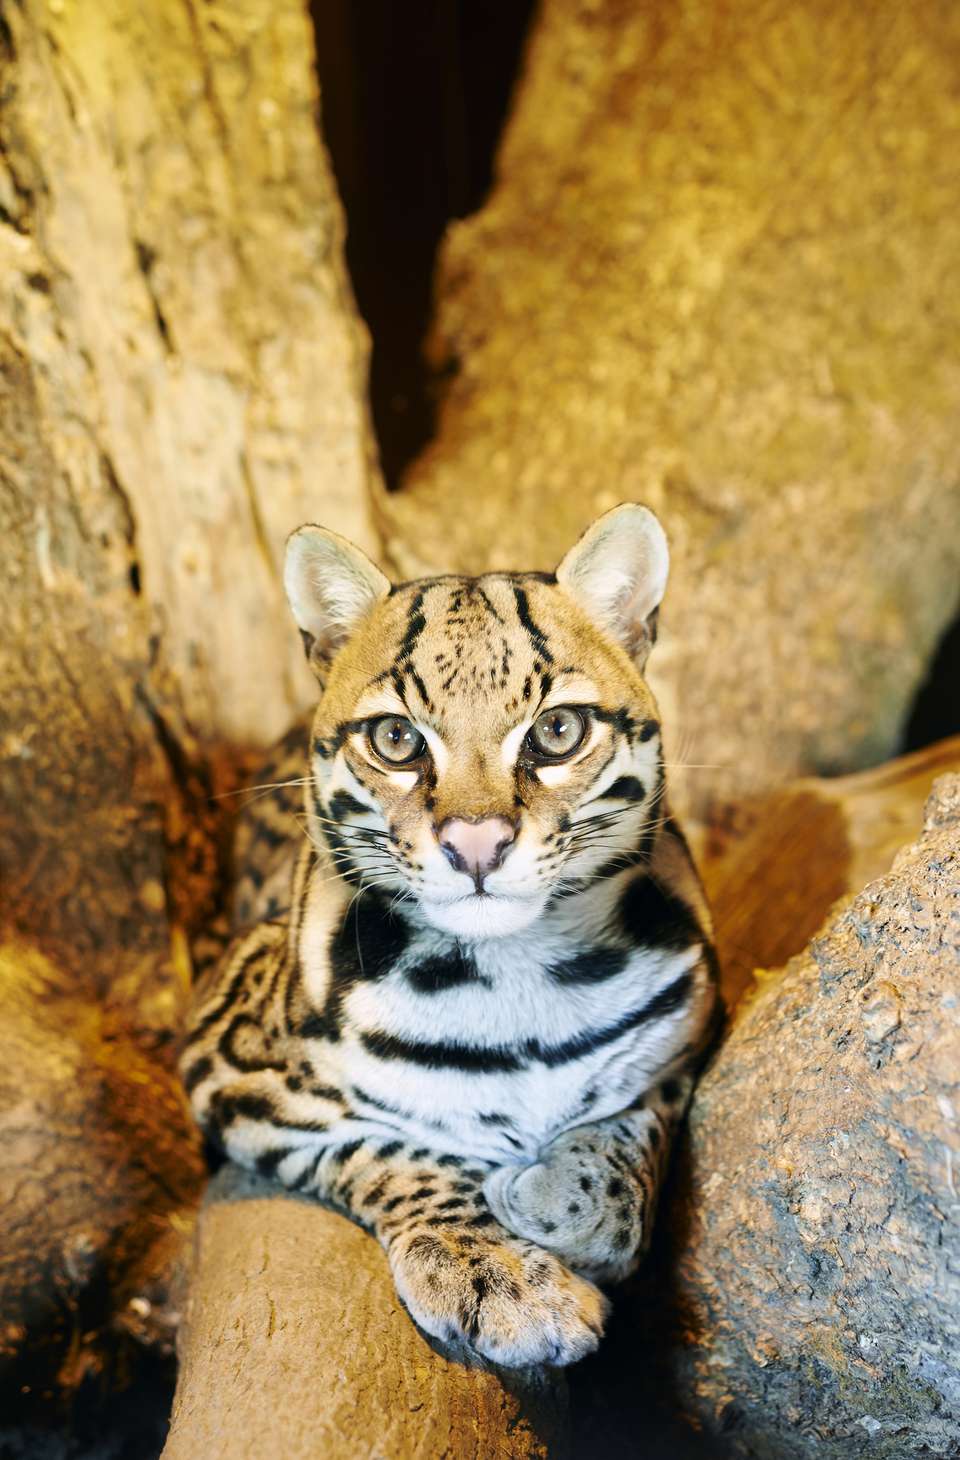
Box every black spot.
[620,874,701,951]
[649,1125,661,1150]
[598,775,646,803]
[378,1140,404,1159]
[660,1079,682,1103]
[467,1211,498,1228]
[363,1179,390,1206]
[579,1175,593,1193]
[303,892,410,1039]
[256,1146,294,1178]
[607,1178,625,1198]
[639,719,659,742]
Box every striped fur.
[182,507,720,1367]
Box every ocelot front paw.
[387,1222,608,1367]
[484,1139,646,1284]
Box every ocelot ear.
[556,504,669,670]
[285,525,390,679]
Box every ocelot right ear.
[284,525,390,680]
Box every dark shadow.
[903,605,960,751]
[310,0,536,488]
[567,1129,734,1460]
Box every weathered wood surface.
[666,772,960,1458]
[164,1167,570,1460]
[0,0,381,1418]
[701,735,960,1006]
[0,0,379,750]
[381,0,960,812]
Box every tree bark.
[666,772,960,1457]
[380,0,960,813]
[0,0,379,1407]
[164,1168,570,1460]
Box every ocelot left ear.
[555,503,669,671]
[284,525,390,680]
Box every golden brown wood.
[165,1170,570,1460]
[701,736,960,1006]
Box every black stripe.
[547,947,629,985]
[533,971,695,1067]
[359,969,695,1074]
[181,1055,214,1093]
[395,589,426,661]
[512,585,554,664]
[328,789,370,820]
[209,1089,331,1133]
[331,1138,365,1166]
[185,964,252,1044]
[361,1029,523,1074]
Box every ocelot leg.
[484,1076,693,1283]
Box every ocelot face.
[286,507,669,939]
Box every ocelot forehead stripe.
[512,584,555,666]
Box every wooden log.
[164,1167,570,1460]
[701,735,960,1007]
[664,771,960,1457]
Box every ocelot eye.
[526,707,587,760]
[369,715,426,765]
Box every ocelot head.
[285,506,669,939]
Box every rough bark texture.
[0,0,379,1414]
[669,773,960,1457]
[0,942,204,1385]
[0,0,378,750]
[164,1167,570,1460]
[381,0,960,811]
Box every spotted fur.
[182,506,720,1367]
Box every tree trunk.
[379,0,960,813]
[0,1,570,1446]
[164,1168,570,1460]
[0,0,378,1409]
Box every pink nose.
[438,816,516,887]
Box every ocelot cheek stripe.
[182,506,719,1368]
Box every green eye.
[369,715,426,765]
[526,707,587,760]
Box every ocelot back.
[181,505,720,1366]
